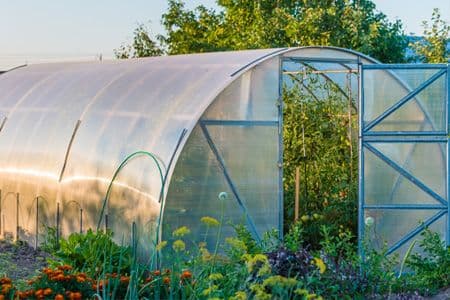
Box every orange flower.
[68,291,82,300]
[58,265,72,271]
[35,289,44,297]
[0,295,4,300]
[1,284,12,294]
[164,269,171,275]
[44,288,53,296]
[144,276,153,283]
[153,270,161,276]
[163,277,170,285]
[76,275,86,283]
[120,276,130,284]
[0,277,11,284]
[180,270,192,280]
[55,294,64,300]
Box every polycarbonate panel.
[364,148,443,205]
[363,69,446,131]
[282,47,376,65]
[371,142,446,199]
[163,125,245,247]
[364,209,444,251]
[0,48,286,250]
[203,57,279,121]
[205,125,279,237]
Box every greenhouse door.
[359,63,450,255]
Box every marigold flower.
[54,294,64,300]
[0,277,11,284]
[180,270,192,280]
[153,270,161,276]
[172,226,190,237]
[156,240,168,251]
[172,239,186,252]
[163,277,170,285]
[120,276,130,284]
[200,216,220,227]
[58,265,72,271]
[44,288,53,296]
[0,295,5,300]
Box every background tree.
[115,23,163,59]
[411,8,450,63]
[160,0,408,63]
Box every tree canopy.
[411,8,450,63]
[158,0,408,63]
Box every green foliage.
[283,71,357,247]
[160,0,407,62]
[404,229,450,295]
[49,229,131,277]
[411,8,450,63]
[114,23,164,59]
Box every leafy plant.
[49,229,131,277]
[404,229,450,295]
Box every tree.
[160,0,408,63]
[411,8,449,63]
[114,23,163,59]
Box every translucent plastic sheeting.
[364,143,446,205]
[0,49,283,249]
[363,68,446,132]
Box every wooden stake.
[295,166,300,222]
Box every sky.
[0,0,449,69]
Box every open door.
[359,63,450,255]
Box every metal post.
[295,167,300,222]
[56,202,60,245]
[357,60,365,258]
[447,64,450,247]
[15,193,19,241]
[0,189,2,237]
[347,72,353,185]
[104,214,108,231]
[80,208,83,234]
[35,197,39,249]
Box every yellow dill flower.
[306,293,323,300]
[207,298,221,300]
[295,288,309,296]
[208,273,223,281]
[155,241,167,251]
[172,239,186,252]
[201,284,218,296]
[172,226,190,237]
[313,257,326,274]
[226,237,247,252]
[200,216,220,227]
[263,275,297,288]
[198,242,207,248]
[200,247,212,261]
[250,284,271,300]
[229,291,247,300]
[246,254,270,275]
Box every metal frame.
[360,63,449,254]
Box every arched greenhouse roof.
[0,46,377,252]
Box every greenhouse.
[0,46,448,257]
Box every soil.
[0,239,50,281]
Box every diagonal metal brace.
[364,143,447,206]
[200,123,261,242]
